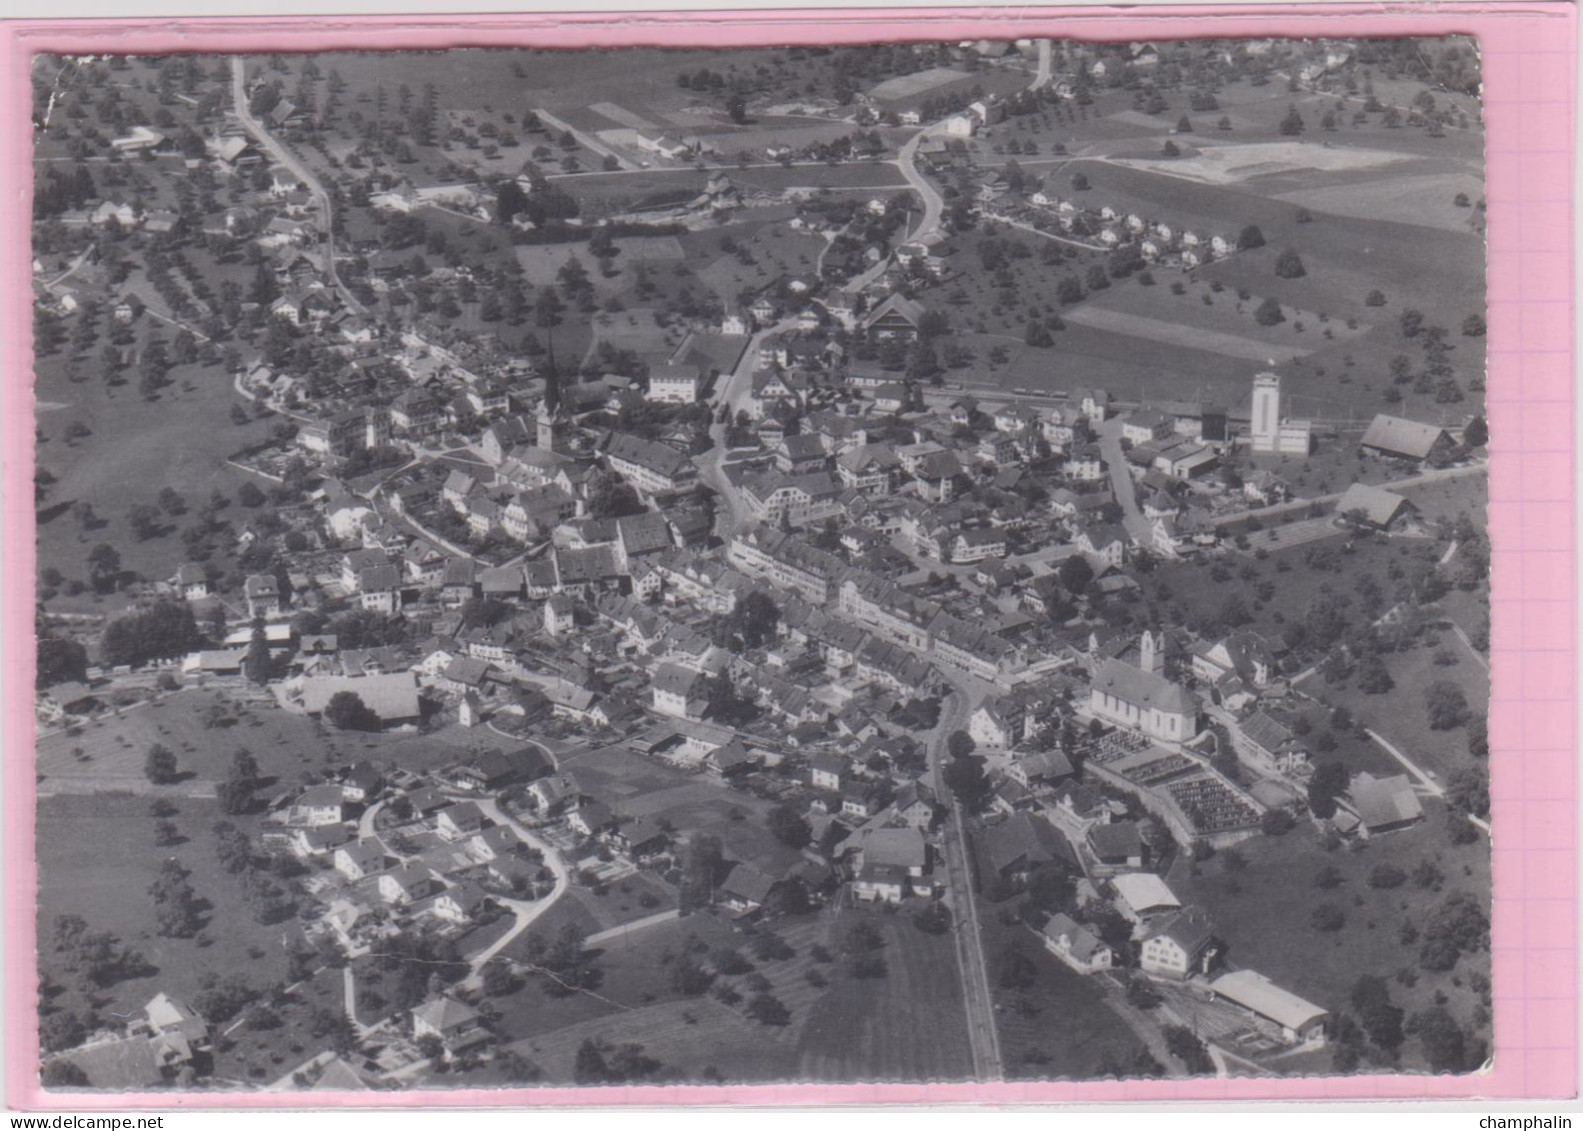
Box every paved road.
[1031,39,1054,90]
[585,908,680,947]
[926,675,1004,1083]
[841,124,948,294]
[231,57,366,317]
[1095,416,1154,545]
[697,319,796,539]
[459,796,573,987]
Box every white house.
[1041,913,1115,974]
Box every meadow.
[1166,818,1490,1074]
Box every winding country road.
[459,796,572,987]
[230,57,367,317]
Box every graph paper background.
[0,1,1575,1107]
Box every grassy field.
[34,325,273,613]
[38,688,345,790]
[1166,819,1490,1074]
[36,792,296,1021]
[795,905,974,1083]
[37,697,538,794]
[976,902,1151,1080]
[1145,527,1441,646]
[1307,630,1489,784]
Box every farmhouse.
[1139,906,1219,980]
[861,293,926,342]
[1337,772,1424,837]
[1360,414,1453,463]
[1334,482,1416,531]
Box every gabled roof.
[1110,871,1180,915]
[1043,912,1109,962]
[1143,906,1216,955]
[411,995,478,1033]
[1346,771,1424,829]
[1087,820,1143,860]
[1091,659,1198,716]
[1210,969,1328,1031]
[1335,482,1413,527]
[861,292,926,331]
[1360,414,1449,459]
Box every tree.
[745,992,791,1026]
[1163,1025,1214,1074]
[1310,903,1345,931]
[1356,654,1394,694]
[1416,1007,1469,1073]
[324,690,380,732]
[1463,415,1488,448]
[40,1011,88,1054]
[946,730,976,760]
[943,756,991,815]
[1254,297,1286,326]
[1024,320,1052,348]
[144,743,179,785]
[245,619,272,686]
[1260,809,1295,836]
[1279,104,1305,136]
[1365,289,1387,307]
[1351,975,1405,1053]
[1424,680,1469,730]
[766,804,810,849]
[1368,863,1407,889]
[86,543,121,592]
[1070,172,1090,191]
[1237,224,1266,250]
[1274,249,1306,278]
[1057,554,1093,595]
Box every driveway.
[458,796,573,987]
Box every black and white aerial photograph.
[30,34,1492,1092]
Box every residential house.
[1139,907,1219,980]
[1041,913,1115,974]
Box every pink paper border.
[2,4,1575,1109]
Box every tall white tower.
[1251,372,1281,453]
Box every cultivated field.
[795,906,974,1083]
[1110,140,1409,187]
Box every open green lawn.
[796,905,974,1083]
[976,901,1150,1080]
[36,792,297,1023]
[1166,820,1490,1073]
[34,331,273,613]
[1145,531,1441,649]
[1307,632,1489,784]
[38,688,348,790]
